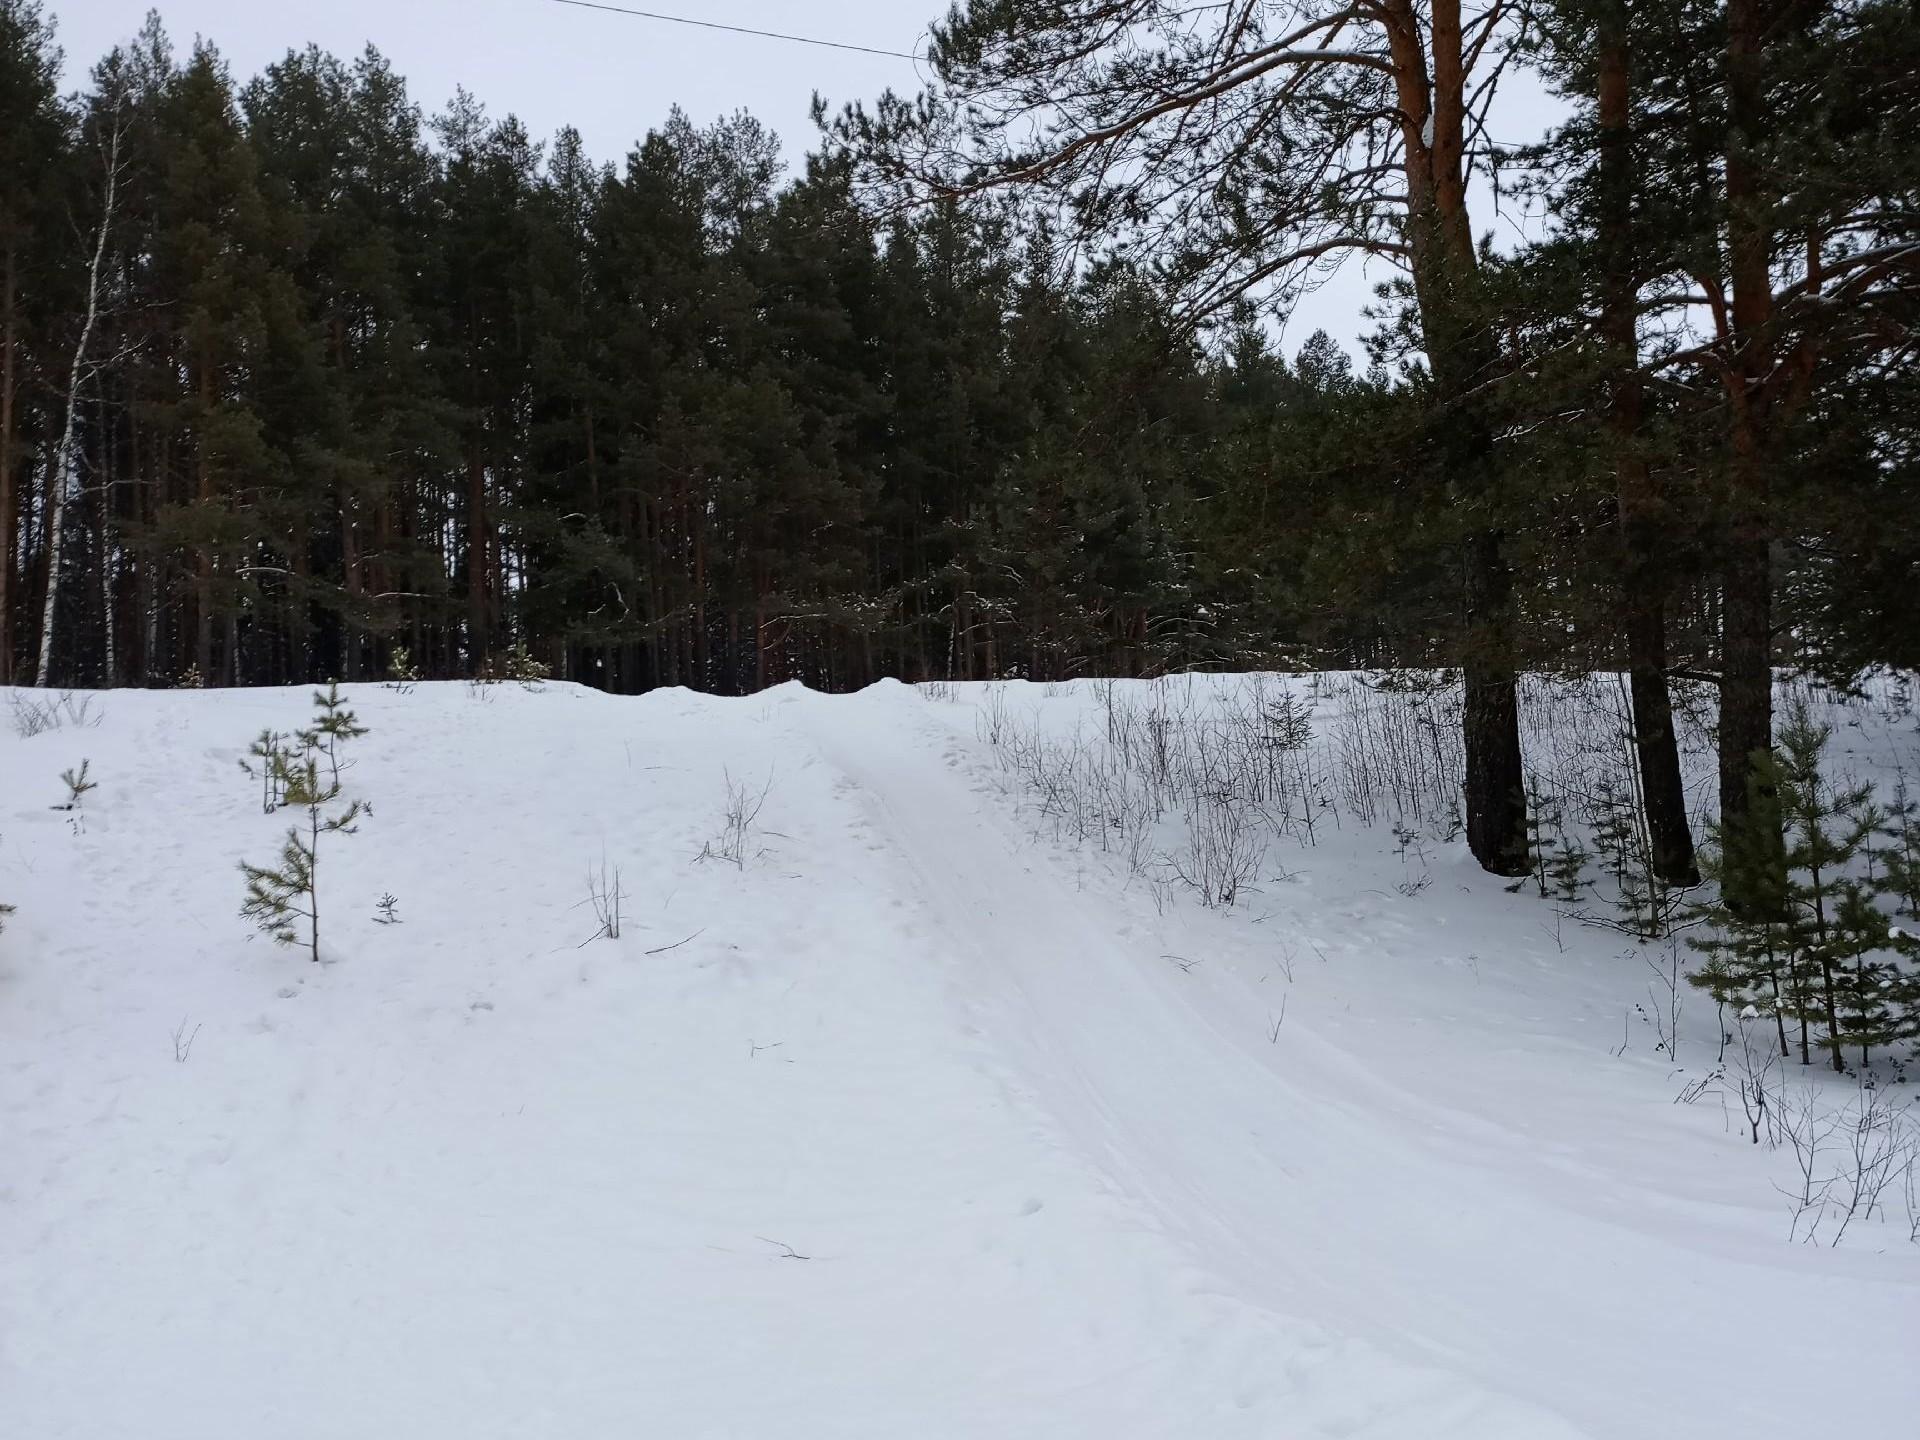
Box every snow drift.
[3,675,1916,1438]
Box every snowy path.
[3,679,1916,1437]
[794,682,1920,1438]
[793,687,1588,1437]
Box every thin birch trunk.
[35,99,123,688]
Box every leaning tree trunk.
[1599,4,1698,884]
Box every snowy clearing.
[3,675,1917,1437]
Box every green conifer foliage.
[238,751,365,963]
[302,680,368,784]
[241,728,293,812]
[58,758,96,809]
[1522,780,1589,905]
[1688,703,1915,1071]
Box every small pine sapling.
[57,758,97,811]
[1519,779,1588,903]
[1688,704,1909,1071]
[471,641,549,690]
[1588,771,1680,938]
[1879,773,1920,920]
[1771,710,1883,1072]
[1831,863,1911,1068]
[502,640,550,689]
[1876,781,1920,1050]
[239,753,367,963]
[1688,761,1800,1060]
[384,646,420,694]
[241,729,295,813]
[373,892,402,925]
[302,681,368,785]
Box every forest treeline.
[1,2,1916,872]
[0,7,1404,696]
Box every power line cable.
[547,0,919,61]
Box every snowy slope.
[2,677,1916,1438]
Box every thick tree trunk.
[1462,527,1529,874]
[1625,608,1697,879]
[1388,0,1529,874]
[1718,0,1776,828]
[1718,520,1772,819]
[1599,5,1697,884]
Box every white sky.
[47,1,1562,359]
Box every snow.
[2,675,1916,1438]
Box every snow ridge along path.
[3,678,1916,1438]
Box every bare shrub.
[580,857,627,942]
[697,770,773,869]
[1323,673,1461,834]
[1684,1011,1920,1245]
[9,690,99,739]
[1171,795,1264,907]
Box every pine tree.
[241,727,293,812]
[239,750,365,963]
[301,680,367,784]
[1688,702,1909,1070]
[832,0,1538,875]
[1689,747,1800,1059]
[1522,780,1589,904]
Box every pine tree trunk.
[340,494,362,682]
[1718,0,1776,829]
[1388,0,1529,875]
[1462,527,1529,875]
[1599,7,1697,885]
[466,448,488,672]
[1719,521,1772,823]
[1625,622,1695,880]
[193,351,214,684]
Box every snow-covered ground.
[3,675,1916,1438]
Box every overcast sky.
[47,0,1561,358]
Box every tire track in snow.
[792,682,1592,1440]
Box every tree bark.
[466,446,489,672]
[1388,0,1530,874]
[1599,2,1697,884]
[193,349,214,683]
[1718,0,1776,828]
[0,244,17,684]
[36,106,122,687]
